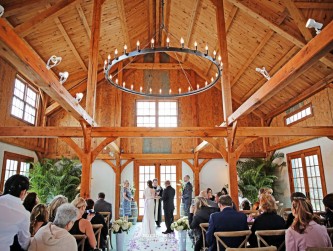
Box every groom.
[161,180,175,234]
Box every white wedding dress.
[142,187,156,235]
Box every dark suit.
[162,185,175,232]
[94,198,112,220]
[182,181,193,216]
[206,207,248,251]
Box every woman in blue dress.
[122,180,133,221]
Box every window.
[11,76,39,125]
[137,165,156,216]
[285,103,312,126]
[160,165,178,215]
[136,100,178,127]
[0,152,33,191]
[287,147,327,212]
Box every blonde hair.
[194,196,209,214]
[30,204,49,236]
[259,193,277,213]
[71,196,86,209]
[48,195,68,222]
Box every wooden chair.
[92,224,103,249]
[255,229,286,251]
[226,247,277,251]
[279,207,291,221]
[199,223,209,251]
[306,248,333,251]
[214,230,252,251]
[73,234,87,251]
[327,228,333,242]
[99,212,113,250]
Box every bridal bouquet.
[111,218,133,234]
[171,216,190,231]
[177,179,185,193]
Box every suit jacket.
[206,207,248,251]
[94,199,112,220]
[182,182,193,205]
[162,186,175,211]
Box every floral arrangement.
[177,179,185,193]
[111,218,132,234]
[170,216,190,231]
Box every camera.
[86,209,95,214]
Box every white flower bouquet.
[111,218,133,234]
[170,216,190,231]
[177,179,185,193]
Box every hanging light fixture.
[104,0,222,98]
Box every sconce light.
[0,5,4,17]
[305,18,323,35]
[75,93,83,103]
[46,55,62,70]
[59,71,69,84]
[255,67,271,80]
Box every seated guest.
[23,192,39,213]
[241,200,251,210]
[48,195,68,222]
[70,197,97,250]
[249,194,285,248]
[206,195,248,251]
[323,193,333,227]
[207,188,215,202]
[286,197,332,250]
[285,192,307,228]
[189,197,219,251]
[221,187,228,195]
[83,199,108,250]
[30,204,49,236]
[199,190,218,207]
[95,192,112,221]
[0,174,30,251]
[28,203,77,251]
[214,192,223,205]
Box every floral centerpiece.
[111,218,132,234]
[171,216,190,231]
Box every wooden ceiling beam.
[227,0,333,69]
[228,20,333,125]
[124,62,191,70]
[294,2,333,9]
[2,0,42,18]
[14,0,79,37]
[161,0,171,47]
[1,126,333,138]
[115,0,131,50]
[264,73,333,121]
[148,0,155,40]
[181,0,202,62]
[155,0,161,45]
[0,18,94,125]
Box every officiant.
[153,178,163,227]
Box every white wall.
[275,137,333,208]
[0,142,38,183]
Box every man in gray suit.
[182,175,193,216]
[94,192,112,220]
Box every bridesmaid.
[122,180,133,221]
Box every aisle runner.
[127,227,180,251]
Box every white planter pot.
[178,230,187,251]
[116,232,125,251]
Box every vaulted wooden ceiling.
[1,0,333,120]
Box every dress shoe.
[162,231,169,234]
[157,225,161,227]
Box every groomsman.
[182,175,193,216]
[153,178,163,227]
[162,180,175,234]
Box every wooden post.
[115,154,121,219]
[194,153,200,196]
[228,151,239,209]
[80,153,92,198]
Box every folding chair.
[99,212,113,250]
[73,234,87,251]
[255,229,285,251]
[92,224,103,249]
[199,223,209,250]
[226,247,277,251]
[214,230,252,251]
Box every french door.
[134,160,181,221]
[287,146,327,212]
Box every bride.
[142,180,158,236]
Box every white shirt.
[0,194,31,251]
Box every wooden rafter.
[294,2,333,9]
[125,63,191,70]
[148,0,155,40]
[14,0,78,37]
[161,0,171,47]
[228,20,333,125]
[156,0,161,45]
[0,19,94,126]
[91,137,118,161]
[115,0,131,50]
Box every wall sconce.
[0,5,4,17]
[46,55,62,70]
[255,67,271,80]
[306,18,323,35]
[75,93,83,103]
[59,71,69,84]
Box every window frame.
[287,146,327,211]
[0,151,33,192]
[135,99,178,127]
[11,75,39,125]
[284,103,313,126]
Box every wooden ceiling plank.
[228,20,333,125]
[0,18,94,125]
[155,0,161,45]
[116,0,131,50]
[181,0,202,62]
[54,18,87,71]
[2,0,42,17]
[14,0,79,37]
[294,2,333,9]
[86,0,103,119]
[161,0,171,46]
[285,0,313,42]
[148,0,155,40]
[125,62,191,70]
[264,73,333,120]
